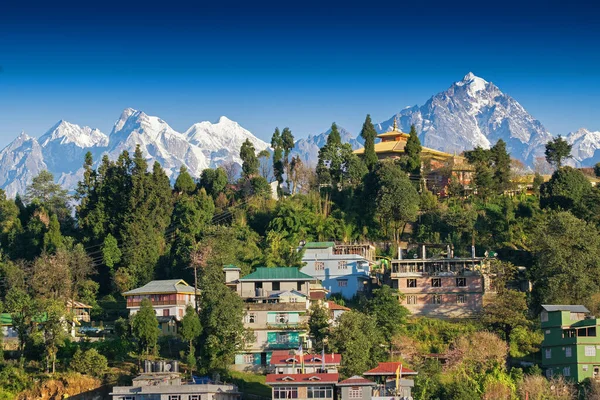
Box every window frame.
[307,386,333,399]
[338,260,347,270]
[545,349,552,359]
[338,280,348,287]
[274,387,298,399]
[456,294,466,304]
[585,346,596,357]
[432,294,442,305]
[456,277,466,287]
[315,262,325,271]
[407,295,417,305]
[407,279,417,288]
[348,388,362,399]
[431,278,442,287]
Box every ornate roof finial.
[392,116,398,131]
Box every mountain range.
[1,73,598,197]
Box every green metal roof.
[240,267,313,281]
[1,312,48,325]
[122,279,196,296]
[223,264,241,270]
[304,242,335,249]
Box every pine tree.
[240,139,259,179]
[359,114,378,171]
[308,303,330,351]
[545,135,572,169]
[271,128,284,194]
[180,304,201,374]
[131,298,160,356]
[403,125,422,176]
[281,127,295,192]
[43,214,64,254]
[174,166,196,195]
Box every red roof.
[270,350,341,366]
[327,301,350,311]
[363,362,417,376]
[266,373,339,385]
[337,376,375,386]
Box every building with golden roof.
[353,119,474,194]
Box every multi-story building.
[300,242,375,299]
[362,362,417,400]
[266,373,339,400]
[269,350,341,374]
[122,279,198,335]
[388,245,490,318]
[110,361,240,400]
[541,304,600,382]
[224,266,314,371]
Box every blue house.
[300,242,374,299]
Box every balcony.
[127,300,188,307]
[244,303,307,312]
[266,323,308,331]
[267,342,301,350]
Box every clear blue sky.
[1,0,600,148]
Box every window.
[121,397,135,400]
[307,386,333,398]
[545,349,552,359]
[168,396,181,400]
[273,282,281,291]
[585,346,596,357]
[297,282,303,291]
[338,261,347,270]
[407,279,417,288]
[290,297,297,303]
[583,365,589,372]
[432,294,442,305]
[163,309,170,317]
[456,294,466,304]
[338,280,348,287]
[315,262,325,271]
[541,311,548,322]
[571,312,585,321]
[431,278,441,287]
[563,366,571,377]
[243,354,255,364]
[245,313,256,323]
[348,388,362,399]
[276,313,289,324]
[276,333,290,343]
[566,347,572,357]
[407,295,417,305]
[274,387,298,399]
[546,369,553,378]
[456,278,466,287]
[562,329,576,338]
[190,396,200,400]
[178,308,184,318]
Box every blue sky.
[1,0,600,148]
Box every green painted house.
[541,304,600,382]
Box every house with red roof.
[266,373,339,400]
[362,362,417,399]
[337,376,376,400]
[326,301,350,324]
[270,350,341,374]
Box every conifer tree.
[402,125,422,176]
[281,127,295,192]
[199,168,228,199]
[271,128,284,194]
[180,304,201,374]
[240,139,259,179]
[545,135,572,169]
[131,298,160,356]
[360,114,378,171]
[174,166,196,195]
[43,214,64,254]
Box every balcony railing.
[127,300,188,307]
[244,303,307,312]
[267,342,301,349]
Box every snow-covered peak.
[112,108,139,135]
[455,72,488,94]
[39,120,108,148]
[567,128,600,162]
[217,115,235,124]
[185,117,268,153]
[16,131,32,141]
[110,108,182,143]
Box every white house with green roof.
[122,279,198,335]
[300,242,374,299]
[224,267,314,371]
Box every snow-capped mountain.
[566,128,600,164]
[0,132,47,197]
[0,109,269,197]
[291,126,363,167]
[376,72,554,165]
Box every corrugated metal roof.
[337,376,375,386]
[541,305,590,313]
[240,267,313,281]
[363,362,417,376]
[304,242,335,249]
[266,373,339,385]
[122,279,196,296]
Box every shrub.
[70,348,108,378]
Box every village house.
[266,373,339,400]
[224,266,314,371]
[122,279,198,335]
[269,350,341,374]
[110,360,241,400]
[541,304,600,382]
[388,244,491,318]
[300,242,375,299]
[362,362,417,400]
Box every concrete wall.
[301,253,370,299]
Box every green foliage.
[199,168,228,199]
[532,172,544,195]
[197,263,247,373]
[400,125,422,176]
[359,114,378,171]
[530,211,600,310]
[271,128,285,193]
[464,140,512,197]
[308,303,330,351]
[540,166,592,216]
[329,310,386,378]
[180,304,201,352]
[131,298,160,356]
[43,214,64,254]
[39,300,68,373]
[509,325,543,358]
[482,289,529,342]
[70,347,108,377]
[240,139,259,179]
[365,285,409,344]
[24,170,72,224]
[545,135,572,169]
[374,161,419,242]
[316,123,363,190]
[174,166,196,194]
[102,233,121,272]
